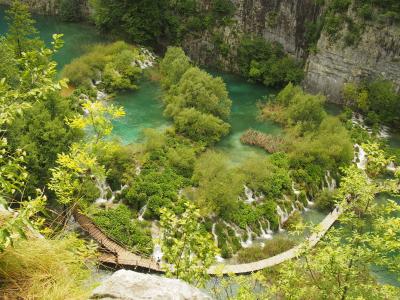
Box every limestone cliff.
[183,0,322,71]
[304,22,400,101]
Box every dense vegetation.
[237,37,304,87]
[160,47,232,144]
[343,79,400,128]
[61,41,151,92]
[89,0,235,47]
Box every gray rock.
[90,269,212,300]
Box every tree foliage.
[160,202,219,286]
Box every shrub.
[236,237,296,263]
[91,205,153,255]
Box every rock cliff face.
[230,0,321,58]
[90,269,212,300]
[183,0,321,70]
[304,23,400,101]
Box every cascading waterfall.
[151,222,163,262]
[387,161,396,172]
[324,170,336,191]
[135,166,141,175]
[243,227,253,248]
[95,176,127,205]
[276,205,288,232]
[354,144,367,170]
[259,221,273,239]
[244,185,255,203]
[211,223,224,262]
[291,182,301,197]
[223,221,247,248]
[138,204,147,221]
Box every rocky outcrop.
[183,0,322,70]
[304,23,400,101]
[231,0,321,58]
[90,270,212,300]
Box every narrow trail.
[74,207,342,275]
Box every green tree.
[362,142,393,178]
[159,47,191,90]
[173,108,230,144]
[160,202,219,286]
[192,151,243,218]
[165,67,232,120]
[67,100,125,143]
[5,0,43,57]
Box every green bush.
[92,204,153,255]
[61,41,144,92]
[236,237,296,263]
[237,37,304,88]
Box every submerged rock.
[90,269,212,300]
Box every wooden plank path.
[73,210,162,272]
[208,207,342,274]
[74,207,342,275]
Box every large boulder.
[90,269,212,300]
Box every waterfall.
[324,170,336,191]
[379,125,390,139]
[259,221,272,239]
[354,144,367,170]
[138,204,147,221]
[223,221,247,248]
[387,162,396,172]
[291,182,301,197]
[211,223,218,246]
[276,205,288,232]
[211,223,224,262]
[244,185,256,203]
[135,166,141,175]
[96,90,108,101]
[95,178,127,205]
[306,196,315,207]
[95,177,111,205]
[243,227,253,248]
[151,222,163,262]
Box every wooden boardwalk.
[74,207,342,275]
[73,210,162,272]
[208,207,342,274]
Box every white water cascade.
[95,178,127,206]
[291,182,301,197]
[387,161,397,172]
[244,185,256,203]
[354,144,367,170]
[259,221,273,239]
[138,204,147,221]
[151,222,163,262]
[277,205,289,232]
[223,222,247,248]
[324,170,337,192]
[212,223,224,262]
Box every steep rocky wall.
[231,0,321,58]
[183,0,322,70]
[304,23,400,101]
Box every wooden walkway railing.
[74,207,342,275]
[73,210,162,272]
